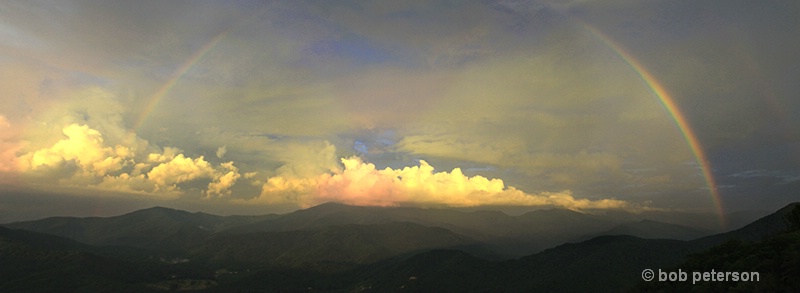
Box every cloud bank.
[259,156,632,211]
[9,116,633,211]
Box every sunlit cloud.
[16,123,241,198]
[19,124,131,175]
[146,154,215,188]
[257,156,633,211]
[206,162,241,197]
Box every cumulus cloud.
[257,156,633,211]
[147,154,215,188]
[206,162,241,197]
[16,123,241,198]
[19,124,132,176]
[147,147,183,163]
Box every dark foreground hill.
[1,202,797,292]
[350,236,689,292]
[633,203,800,292]
[349,202,799,292]
[0,226,215,292]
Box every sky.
[1,0,798,225]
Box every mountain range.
[1,202,797,292]
[2,203,736,257]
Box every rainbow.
[583,25,726,227]
[132,31,228,131]
[129,23,726,226]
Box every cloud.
[0,115,23,173]
[395,133,628,187]
[216,145,227,158]
[257,156,633,211]
[16,123,242,198]
[271,140,341,178]
[146,154,215,188]
[3,0,794,216]
[19,124,131,176]
[97,173,161,196]
[206,162,241,197]
[15,87,152,159]
[147,147,183,163]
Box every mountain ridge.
[1,201,797,292]
[2,202,781,258]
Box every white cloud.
[16,123,244,198]
[19,124,132,176]
[206,161,241,197]
[257,156,634,211]
[146,154,215,187]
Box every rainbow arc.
[584,25,725,227]
[128,23,727,228]
[132,31,227,132]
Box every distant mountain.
[225,202,622,257]
[1,202,797,292]
[692,202,800,248]
[0,225,92,252]
[3,207,275,251]
[590,219,713,241]
[4,202,784,260]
